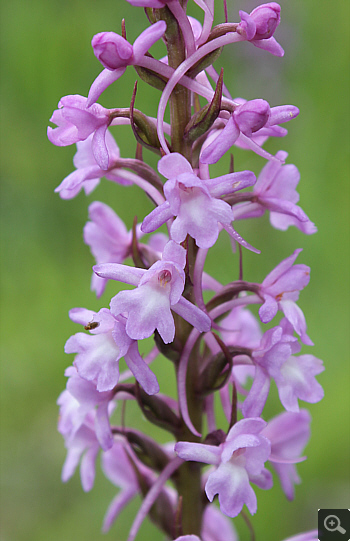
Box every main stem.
[161,6,203,535]
[176,341,204,536]
[162,6,192,161]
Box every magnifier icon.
[324,514,347,534]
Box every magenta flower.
[242,325,301,417]
[84,201,134,297]
[54,130,132,199]
[175,418,272,517]
[48,95,113,169]
[88,21,166,105]
[57,364,115,488]
[262,409,311,500]
[237,3,284,56]
[65,307,159,395]
[101,441,154,532]
[243,324,324,417]
[94,241,211,343]
[240,3,281,40]
[259,249,313,344]
[84,203,170,297]
[277,353,324,411]
[200,99,299,164]
[233,150,317,234]
[219,306,262,386]
[57,375,101,489]
[57,390,100,491]
[220,306,262,350]
[141,153,257,250]
[201,504,238,541]
[92,22,166,70]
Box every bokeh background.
[1,0,349,540]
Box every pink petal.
[111,287,175,343]
[55,166,102,194]
[172,296,211,333]
[254,151,288,193]
[68,307,96,325]
[242,367,270,418]
[262,249,303,288]
[141,202,174,234]
[62,446,83,483]
[252,36,284,56]
[158,152,193,179]
[239,10,256,40]
[200,116,240,164]
[93,263,145,285]
[221,223,261,254]
[127,457,183,541]
[92,124,109,170]
[270,213,317,234]
[205,462,257,517]
[175,441,221,465]
[102,487,136,532]
[202,504,238,541]
[162,240,187,269]
[80,445,99,491]
[132,21,167,63]
[85,201,128,250]
[280,300,314,345]
[95,401,114,451]
[221,434,261,463]
[177,328,202,437]
[268,105,299,126]
[87,67,126,107]
[237,133,283,161]
[124,344,159,395]
[261,198,309,221]
[206,170,256,198]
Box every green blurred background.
[1,0,349,540]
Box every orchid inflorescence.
[49,2,322,540]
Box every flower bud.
[250,2,281,40]
[91,32,133,70]
[234,99,270,137]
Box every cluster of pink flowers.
[49,1,322,539]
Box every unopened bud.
[234,99,270,137]
[249,2,281,40]
[91,32,133,70]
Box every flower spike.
[50,1,323,538]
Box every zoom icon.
[318,509,350,540]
